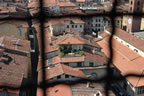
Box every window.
[137,7,139,11]
[77,62,82,67]
[137,1,140,5]
[72,76,75,78]
[131,1,132,5]
[80,25,82,28]
[130,7,132,11]
[67,25,69,28]
[95,24,97,27]
[64,63,69,66]
[57,75,61,79]
[65,75,69,78]
[137,86,144,94]
[89,62,94,67]
[72,25,74,28]
[75,25,77,28]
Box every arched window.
[131,1,133,5]
[137,1,140,5]
[137,7,140,11]
[130,7,132,11]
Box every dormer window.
[134,49,138,53]
[65,75,69,78]
[57,75,61,79]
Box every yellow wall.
[122,15,128,27]
[140,17,144,30]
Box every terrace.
[59,44,84,57]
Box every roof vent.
[70,33,74,37]
[0,44,4,47]
[94,91,102,96]
[55,89,59,93]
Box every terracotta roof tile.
[59,36,85,45]
[106,27,144,52]
[37,84,72,96]
[0,36,30,53]
[38,64,86,82]
[58,2,76,7]
[83,51,107,64]
[0,70,23,88]
[0,36,30,87]
[61,56,85,63]
[98,32,144,87]
[37,56,61,71]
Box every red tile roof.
[0,70,23,88]
[37,56,61,71]
[71,83,115,96]
[61,56,85,63]
[0,36,30,88]
[106,27,144,52]
[98,32,144,87]
[28,0,76,8]
[58,2,76,7]
[56,32,101,48]
[48,17,85,25]
[0,36,30,53]
[59,36,85,45]
[38,64,86,82]
[83,51,107,64]
[37,84,72,96]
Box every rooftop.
[37,84,72,96]
[98,32,144,87]
[61,56,85,63]
[38,64,86,83]
[0,36,30,87]
[106,27,144,52]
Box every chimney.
[86,82,90,88]
[96,31,98,38]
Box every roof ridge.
[60,34,72,42]
[57,64,65,74]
